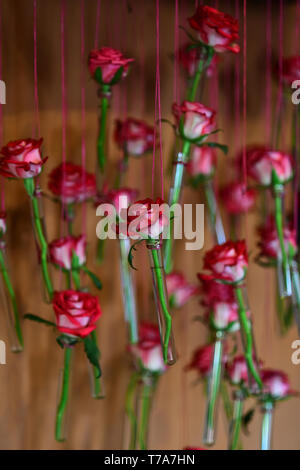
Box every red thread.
[94,0,101,50]
[0,0,4,211]
[234,0,240,160]
[152,0,164,199]
[273,0,283,148]
[174,0,179,105]
[60,0,67,237]
[242,0,247,187]
[80,0,87,235]
[265,0,272,145]
[33,0,40,138]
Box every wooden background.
[0,0,300,450]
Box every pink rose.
[220,182,256,214]
[261,369,295,399]
[186,146,216,177]
[258,217,297,260]
[247,148,293,186]
[0,138,47,179]
[119,198,169,240]
[199,240,248,284]
[128,322,166,373]
[188,5,240,54]
[88,47,134,84]
[198,278,239,331]
[114,118,154,156]
[49,235,86,270]
[172,101,216,141]
[226,355,249,385]
[166,272,199,308]
[48,163,97,204]
[0,211,6,236]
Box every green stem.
[97,89,110,173]
[151,248,173,364]
[0,247,23,349]
[65,271,71,290]
[274,188,291,296]
[220,381,233,422]
[139,378,157,450]
[125,372,140,450]
[71,269,81,290]
[24,178,53,300]
[90,330,103,399]
[55,347,72,442]
[203,335,223,446]
[229,395,244,450]
[187,60,204,101]
[235,287,262,390]
[66,204,74,236]
[97,239,105,264]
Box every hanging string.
[122,0,128,120]
[263,0,273,354]
[94,0,101,49]
[242,0,247,187]
[273,0,283,149]
[234,0,241,162]
[293,0,300,238]
[80,0,87,235]
[152,0,164,199]
[0,0,4,211]
[265,0,272,145]
[60,0,67,237]
[156,0,163,199]
[295,0,300,52]
[33,0,40,138]
[61,0,67,167]
[173,0,179,105]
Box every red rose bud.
[0,138,46,179]
[226,355,249,385]
[199,240,248,284]
[178,43,219,78]
[128,322,166,373]
[261,369,296,400]
[166,272,199,308]
[53,290,102,339]
[247,148,293,186]
[198,278,239,330]
[49,235,86,270]
[258,217,297,260]
[187,344,215,377]
[0,211,6,236]
[48,162,96,204]
[220,182,256,214]
[123,197,169,240]
[186,146,216,177]
[114,118,154,156]
[88,47,134,85]
[172,101,216,141]
[188,5,240,54]
[281,56,300,86]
